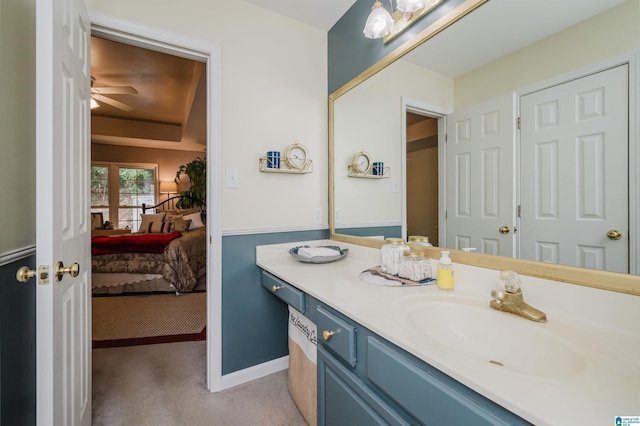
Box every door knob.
[499,226,510,234]
[16,266,37,283]
[607,230,622,240]
[55,261,80,282]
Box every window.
[91,162,158,231]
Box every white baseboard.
[219,356,289,391]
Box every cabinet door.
[318,346,412,426]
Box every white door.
[445,94,516,256]
[36,0,91,424]
[519,65,628,273]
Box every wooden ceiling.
[90,36,207,151]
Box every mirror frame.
[328,0,640,297]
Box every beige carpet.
[92,292,206,341]
[93,341,308,425]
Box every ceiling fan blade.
[91,94,135,112]
[91,86,138,95]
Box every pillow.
[183,211,205,230]
[171,218,192,232]
[147,221,171,234]
[138,212,166,233]
[165,213,183,226]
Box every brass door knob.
[499,226,510,234]
[271,285,283,292]
[55,261,80,282]
[16,266,36,283]
[607,230,622,240]
[322,330,334,341]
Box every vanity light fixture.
[397,0,427,13]
[364,0,444,43]
[90,97,100,109]
[363,0,394,39]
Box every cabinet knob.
[322,330,334,341]
[271,285,283,292]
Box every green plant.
[175,157,206,208]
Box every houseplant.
[175,157,206,208]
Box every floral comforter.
[91,227,207,292]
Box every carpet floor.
[93,341,308,426]
[92,292,206,348]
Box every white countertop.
[256,240,640,426]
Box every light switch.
[313,207,322,225]
[392,178,400,193]
[334,207,341,224]
[226,168,239,188]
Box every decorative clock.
[284,141,310,170]
[351,151,372,174]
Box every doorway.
[405,112,439,246]
[90,14,223,391]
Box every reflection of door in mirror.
[406,112,439,246]
[445,94,515,257]
[519,65,629,273]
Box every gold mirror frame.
[328,0,640,296]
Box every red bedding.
[91,231,182,255]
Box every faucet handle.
[497,270,521,293]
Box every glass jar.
[408,235,433,247]
[380,238,409,275]
[399,250,432,282]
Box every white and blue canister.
[266,151,281,169]
[380,238,409,275]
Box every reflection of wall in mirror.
[455,0,639,109]
[333,59,452,231]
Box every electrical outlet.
[226,168,239,189]
[313,207,322,225]
[334,207,341,224]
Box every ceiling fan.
[90,76,139,112]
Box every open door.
[445,94,516,256]
[36,0,92,424]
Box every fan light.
[397,0,427,13]
[363,0,394,39]
[90,98,100,109]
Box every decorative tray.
[359,266,436,286]
[288,245,348,264]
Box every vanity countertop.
[256,240,640,426]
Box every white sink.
[396,295,588,378]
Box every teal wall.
[328,0,467,94]
[0,256,36,426]
[222,230,328,374]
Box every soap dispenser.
[437,251,454,290]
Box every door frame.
[515,50,639,274]
[89,11,223,391]
[400,97,451,243]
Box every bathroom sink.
[396,295,587,378]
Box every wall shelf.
[348,166,390,179]
[259,156,313,174]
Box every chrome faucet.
[490,271,547,323]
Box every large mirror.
[330,0,640,295]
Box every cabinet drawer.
[366,337,528,426]
[260,271,306,314]
[317,306,357,368]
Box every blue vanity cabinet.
[318,345,413,426]
[258,269,530,425]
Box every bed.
[91,196,206,295]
